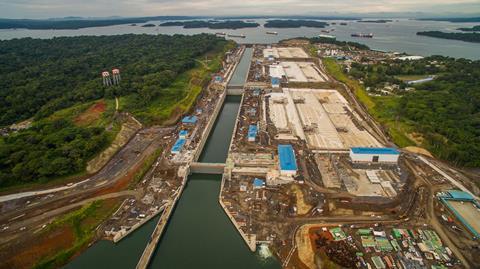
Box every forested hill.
[0,16,201,29]
[346,56,480,167]
[264,20,328,28]
[159,20,259,29]
[0,34,230,188]
[0,34,228,126]
[417,31,480,43]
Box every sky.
[0,0,479,19]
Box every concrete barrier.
[227,88,244,95]
[113,205,166,243]
[192,91,226,162]
[136,175,188,269]
[216,89,258,252]
[190,162,226,174]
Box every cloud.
[0,0,479,18]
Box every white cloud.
[0,0,479,18]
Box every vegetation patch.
[417,31,480,43]
[31,199,120,269]
[160,20,259,29]
[73,100,107,127]
[0,34,230,189]
[325,54,480,167]
[264,20,328,28]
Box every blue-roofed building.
[271,77,280,88]
[182,116,197,124]
[439,190,480,239]
[349,147,399,164]
[248,125,258,142]
[253,178,265,189]
[179,130,188,139]
[171,138,186,154]
[278,144,297,176]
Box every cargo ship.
[351,33,373,38]
[215,32,226,36]
[227,34,246,38]
[266,31,278,35]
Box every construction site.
[0,42,479,269]
[219,44,480,269]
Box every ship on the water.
[227,34,246,38]
[215,32,226,36]
[351,33,374,38]
[266,31,278,35]
[319,34,336,40]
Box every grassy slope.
[33,200,121,269]
[120,41,234,125]
[322,58,415,148]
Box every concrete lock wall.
[190,162,225,174]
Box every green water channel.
[66,47,280,268]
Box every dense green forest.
[0,34,230,188]
[0,34,228,126]
[0,16,199,29]
[264,20,328,28]
[159,20,259,29]
[309,37,370,50]
[417,31,480,43]
[347,57,480,167]
[458,25,480,32]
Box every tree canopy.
[348,56,480,167]
[0,34,229,188]
[0,34,228,126]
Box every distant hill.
[417,31,480,43]
[458,25,480,32]
[0,16,203,29]
[160,20,259,29]
[417,17,480,22]
[264,20,328,28]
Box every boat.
[351,33,373,38]
[319,34,336,40]
[215,32,226,36]
[321,29,330,33]
[266,31,278,35]
[227,34,246,38]
[340,22,348,26]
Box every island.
[417,17,480,23]
[458,25,480,32]
[141,23,156,27]
[357,19,393,23]
[264,19,328,28]
[0,16,201,30]
[417,31,480,43]
[159,20,259,29]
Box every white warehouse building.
[349,147,400,164]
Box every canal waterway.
[228,47,254,87]
[149,46,280,269]
[65,214,160,268]
[66,45,280,268]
